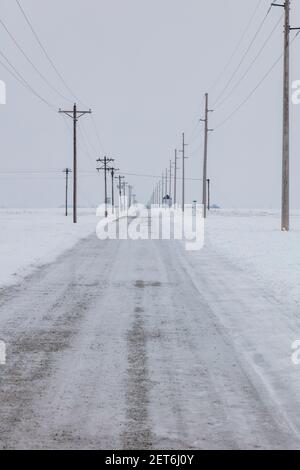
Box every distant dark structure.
[163,195,172,208]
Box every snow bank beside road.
[0,209,97,288]
[206,210,300,305]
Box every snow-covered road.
[1,215,300,450]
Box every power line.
[62,113,96,172]
[188,127,204,151]
[208,0,265,95]
[77,126,98,169]
[187,2,266,145]
[213,2,273,107]
[214,55,282,130]
[185,95,206,143]
[12,0,109,168]
[14,0,111,168]
[187,120,202,144]
[188,135,204,157]
[214,31,300,131]
[80,120,103,158]
[0,15,72,103]
[121,171,202,182]
[14,0,86,107]
[0,168,205,182]
[216,12,283,110]
[0,48,57,111]
[91,114,107,154]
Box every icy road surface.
[1,215,300,450]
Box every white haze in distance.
[0,0,300,209]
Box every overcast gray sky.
[1,0,300,209]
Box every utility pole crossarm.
[59,109,92,118]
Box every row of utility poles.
[59,103,134,223]
[150,0,297,231]
[150,96,213,216]
[96,157,134,218]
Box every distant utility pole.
[165,168,168,196]
[169,159,172,200]
[272,1,299,230]
[122,181,128,209]
[162,172,164,203]
[207,178,210,211]
[110,167,119,214]
[59,103,91,224]
[115,175,125,211]
[158,179,161,206]
[96,156,114,217]
[128,185,133,208]
[179,133,188,212]
[174,149,179,206]
[62,168,72,216]
[201,93,213,218]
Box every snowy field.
[205,210,300,306]
[1,208,300,307]
[0,209,97,288]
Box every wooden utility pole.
[63,168,72,216]
[59,103,91,224]
[169,159,172,200]
[174,149,179,206]
[165,168,168,196]
[162,172,164,203]
[272,0,299,230]
[128,184,133,208]
[110,167,119,214]
[207,178,210,211]
[158,182,160,205]
[201,93,213,218]
[96,156,114,217]
[122,181,128,209]
[282,0,290,231]
[159,179,161,206]
[115,175,125,211]
[180,133,188,212]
